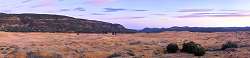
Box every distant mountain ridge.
[0,13,136,33]
[140,26,250,33]
[2,13,250,33]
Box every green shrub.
[193,46,206,56]
[181,41,197,53]
[166,43,179,53]
[221,41,238,50]
[181,41,206,56]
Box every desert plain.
[0,31,249,58]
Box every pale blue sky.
[1,0,250,29]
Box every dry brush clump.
[107,50,135,58]
[0,45,18,58]
[107,45,165,58]
[26,50,62,58]
[221,41,238,50]
[107,53,121,58]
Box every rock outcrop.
[0,13,136,33]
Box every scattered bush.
[221,41,238,50]
[126,49,135,56]
[26,51,62,58]
[129,41,141,45]
[166,43,179,53]
[181,41,206,56]
[107,52,121,58]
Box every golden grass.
[0,31,249,58]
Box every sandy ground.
[0,31,249,58]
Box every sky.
[1,0,250,29]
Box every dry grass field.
[0,31,249,58]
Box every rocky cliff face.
[0,13,135,33]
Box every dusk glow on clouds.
[87,0,116,5]
[1,0,250,29]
